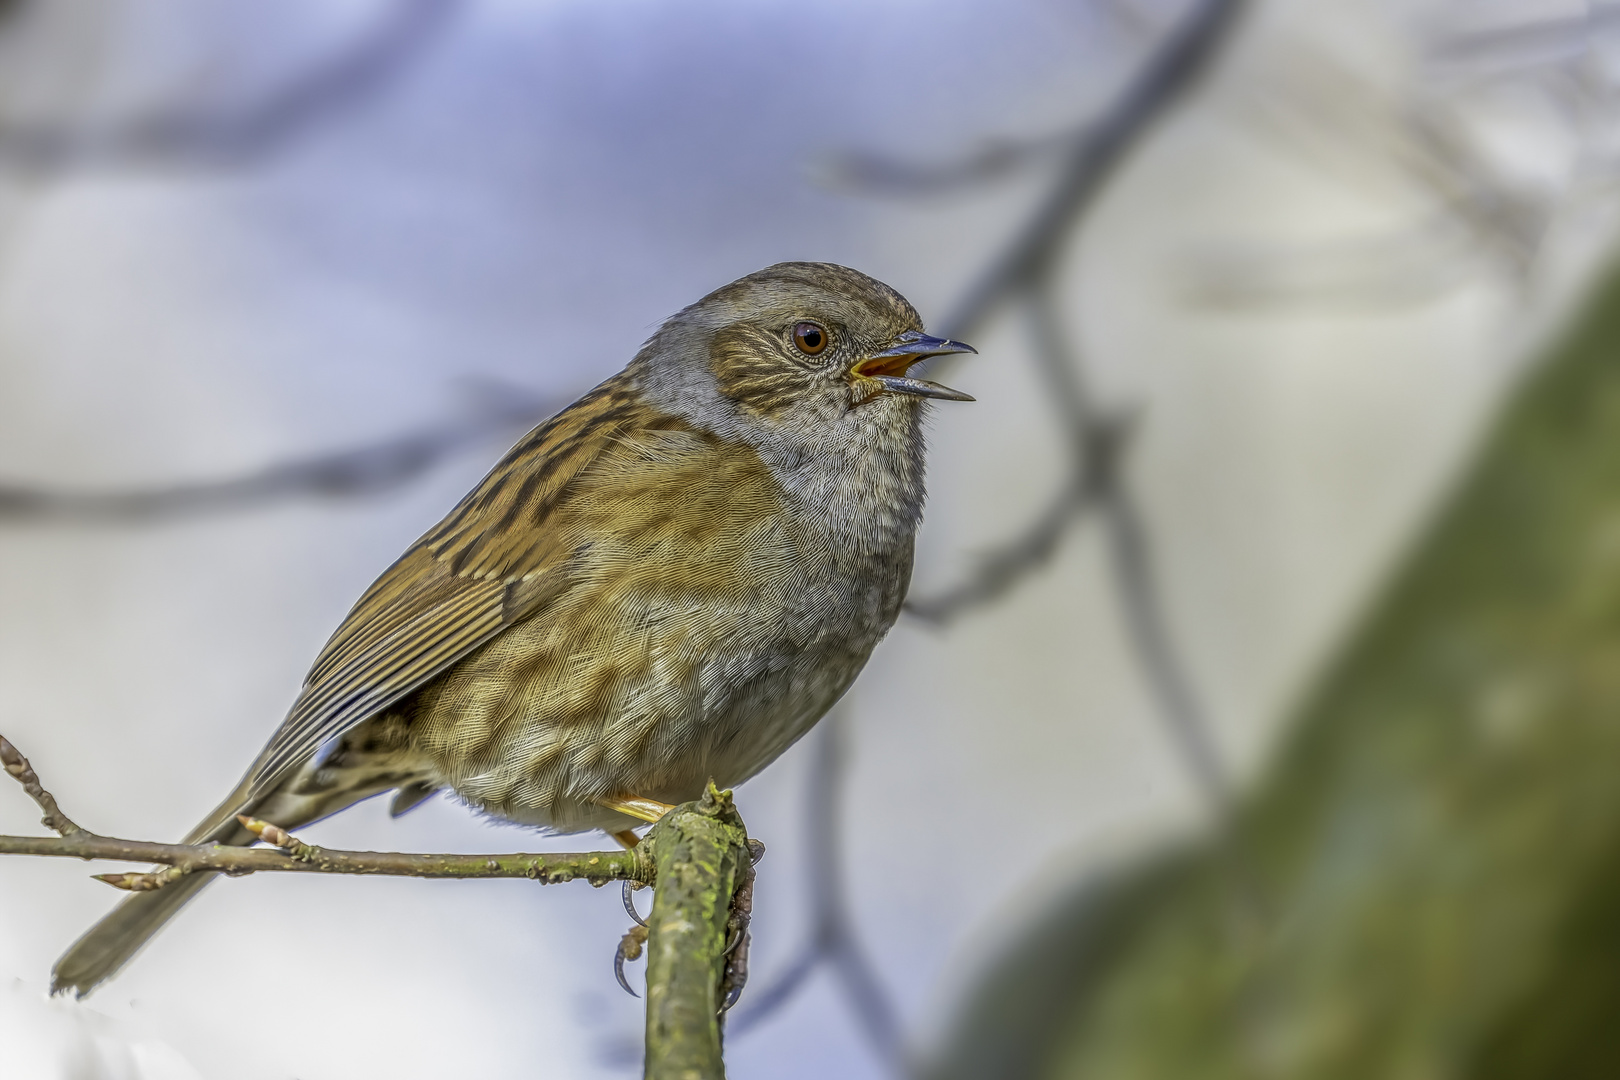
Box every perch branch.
[0,816,643,887]
[2,736,765,1078]
[0,734,642,885]
[640,783,756,1080]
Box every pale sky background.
[0,1,1613,1078]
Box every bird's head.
[633,262,975,457]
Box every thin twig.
[0,825,643,886]
[0,0,459,172]
[0,735,81,835]
[0,734,643,885]
[2,737,775,1077]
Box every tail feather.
[52,783,258,999]
[51,871,219,997]
[53,745,430,997]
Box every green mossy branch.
[641,783,754,1080]
[929,260,1620,1079]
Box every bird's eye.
[792,321,829,356]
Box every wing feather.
[254,578,509,784]
[243,373,642,795]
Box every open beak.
[851,329,977,402]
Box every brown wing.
[246,373,652,795]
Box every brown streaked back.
[245,371,663,796]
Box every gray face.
[631,262,971,462]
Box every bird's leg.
[611,820,654,997]
[596,795,675,823]
[602,795,669,996]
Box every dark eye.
[792,321,828,356]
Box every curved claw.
[719,927,751,1011]
[615,948,638,998]
[718,856,757,1012]
[622,880,648,927]
[615,925,649,999]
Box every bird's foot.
[606,813,657,996]
[615,924,650,997]
[720,841,760,1012]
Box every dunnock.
[53,262,975,995]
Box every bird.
[52,261,976,997]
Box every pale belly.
[398,545,910,834]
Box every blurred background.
[2,0,1619,1077]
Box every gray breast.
[692,508,916,789]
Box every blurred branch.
[926,280,1232,808]
[730,712,906,1071]
[1184,3,1620,309]
[817,0,1191,199]
[817,132,1072,196]
[0,384,556,524]
[821,0,1239,209]
[935,0,1244,345]
[905,0,1243,619]
[735,0,1249,1059]
[0,0,457,172]
[1428,7,1620,75]
[1094,0,1176,43]
[927,248,1620,1080]
[903,465,1096,624]
[906,296,1132,626]
[1094,445,1230,811]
